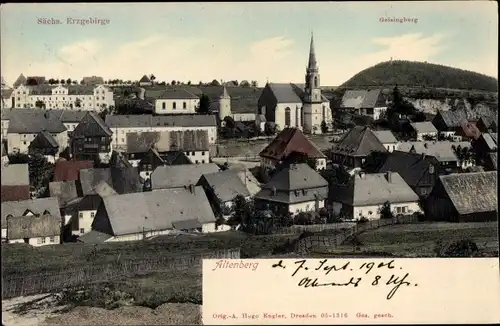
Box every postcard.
[0,1,498,326]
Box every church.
[257,34,333,134]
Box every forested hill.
[341,60,498,92]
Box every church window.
[314,76,318,88]
[284,107,291,126]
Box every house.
[91,186,218,241]
[71,194,107,236]
[197,170,251,218]
[257,35,333,134]
[137,148,191,180]
[45,110,89,136]
[25,76,46,86]
[328,171,421,221]
[455,121,481,141]
[6,109,68,154]
[70,112,113,163]
[337,89,387,120]
[330,126,387,169]
[151,163,220,190]
[373,130,399,152]
[232,167,262,197]
[472,133,498,166]
[12,73,27,88]
[410,122,438,141]
[81,76,104,86]
[476,116,498,133]
[10,83,114,110]
[126,130,210,166]
[431,110,467,137]
[105,114,218,151]
[154,89,200,115]
[376,151,442,198]
[53,159,93,182]
[254,163,328,216]
[28,130,59,162]
[424,171,497,222]
[484,152,497,171]
[1,163,30,202]
[396,141,467,169]
[79,166,142,196]
[139,75,152,86]
[1,197,62,245]
[259,127,327,171]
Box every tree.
[72,80,78,85]
[75,98,82,108]
[150,74,156,83]
[187,81,191,85]
[66,78,72,84]
[278,151,317,171]
[197,94,211,115]
[171,80,176,86]
[251,80,258,87]
[8,153,54,198]
[239,80,250,87]
[321,120,328,133]
[210,79,221,86]
[61,79,65,85]
[48,78,56,85]
[227,195,253,227]
[54,79,60,84]
[35,100,44,109]
[379,201,394,219]
[264,122,277,136]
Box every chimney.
[189,184,195,194]
[386,171,392,183]
[271,187,277,196]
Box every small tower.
[302,32,324,134]
[218,86,231,121]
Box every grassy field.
[315,222,499,257]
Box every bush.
[434,239,479,257]
[357,216,369,224]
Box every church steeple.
[307,32,318,71]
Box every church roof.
[308,33,318,70]
[139,75,151,83]
[267,83,329,104]
[259,127,326,161]
[13,73,27,87]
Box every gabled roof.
[105,114,217,128]
[80,167,142,196]
[438,171,498,215]
[139,75,151,83]
[94,180,118,197]
[201,170,251,202]
[53,159,94,182]
[480,133,498,150]
[7,110,67,134]
[1,186,30,203]
[13,73,26,87]
[151,163,220,190]
[340,89,385,109]
[72,112,112,137]
[1,163,29,186]
[330,172,419,206]
[396,141,463,163]
[157,89,199,100]
[376,151,440,188]
[1,197,61,226]
[126,130,209,153]
[32,130,59,148]
[98,186,216,236]
[486,152,497,170]
[410,122,438,134]
[332,126,387,156]
[155,150,192,166]
[47,110,90,123]
[77,194,103,211]
[373,130,398,144]
[77,230,112,243]
[7,214,61,239]
[49,181,80,207]
[260,127,326,161]
[265,83,329,104]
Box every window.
[284,107,291,126]
[79,213,83,218]
[40,238,46,244]
[130,153,135,159]
[80,228,85,234]
[302,189,308,195]
[37,238,43,244]
[183,102,187,109]
[101,137,106,142]
[402,206,407,213]
[90,212,95,218]
[195,160,199,164]
[201,160,205,163]
[202,151,205,156]
[121,138,125,142]
[396,207,402,213]
[162,102,166,110]
[173,102,177,109]
[421,189,427,195]
[100,145,106,151]
[192,151,195,156]
[49,237,55,243]
[23,141,26,145]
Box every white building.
[105,114,218,151]
[154,89,200,115]
[373,130,399,152]
[257,34,333,134]
[9,83,114,111]
[329,171,421,221]
[338,89,388,121]
[410,122,439,141]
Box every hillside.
[341,60,498,92]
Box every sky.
[1,1,498,87]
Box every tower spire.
[308,32,317,70]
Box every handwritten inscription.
[272,259,417,300]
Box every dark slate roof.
[80,167,142,196]
[340,89,385,109]
[2,89,13,99]
[79,168,113,196]
[158,89,199,100]
[373,130,398,144]
[82,76,104,85]
[39,130,59,148]
[13,74,26,87]
[100,186,216,236]
[436,106,496,128]
[72,112,112,137]
[376,151,440,188]
[7,214,61,239]
[126,130,209,153]
[259,127,326,161]
[47,110,90,123]
[201,170,251,202]
[151,163,220,189]
[266,83,329,103]
[53,159,94,182]
[77,230,112,243]
[7,110,67,133]
[77,194,103,211]
[488,152,497,170]
[439,171,498,215]
[332,126,387,156]
[105,114,217,128]
[49,181,80,206]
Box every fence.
[295,214,419,254]
[268,222,356,235]
[1,248,240,300]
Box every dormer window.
[302,189,308,195]
[294,190,300,196]
[23,209,34,216]
[43,210,50,215]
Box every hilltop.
[341,60,498,93]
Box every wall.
[72,210,97,236]
[1,247,240,299]
[154,98,199,115]
[382,142,399,152]
[184,150,210,164]
[373,106,387,120]
[8,235,60,246]
[350,201,422,220]
[275,102,302,130]
[416,131,438,141]
[289,200,325,215]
